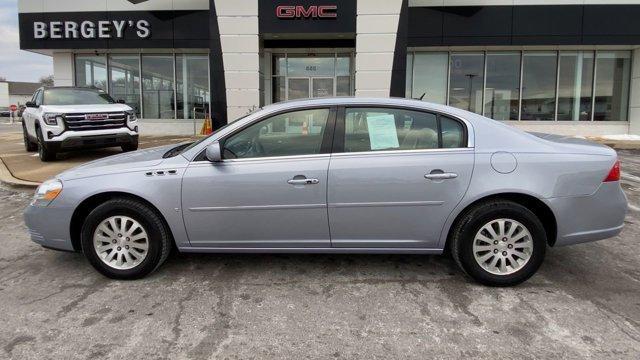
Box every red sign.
[276,5,337,19]
[9,104,17,112]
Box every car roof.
[261,97,487,124]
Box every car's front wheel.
[450,200,546,286]
[81,198,172,279]
[36,127,56,161]
[121,138,139,152]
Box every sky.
[0,0,53,82]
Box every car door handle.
[424,172,458,180]
[287,178,319,185]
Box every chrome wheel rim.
[472,218,533,276]
[93,216,149,270]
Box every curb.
[0,158,40,188]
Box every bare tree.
[39,75,55,87]
[0,76,6,82]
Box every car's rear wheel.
[81,198,171,279]
[450,200,546,286]
[22,121,37,152]
[36,127,56,161]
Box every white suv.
[22,87,139,161]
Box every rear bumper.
[548,181,627,246]
[23,203,75,252]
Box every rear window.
[43,88,115,105]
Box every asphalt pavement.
[0,150,639,358]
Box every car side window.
[441,116,465,148]
[223,108,330,159]
[34,90,43,106]
[345,108,447,152]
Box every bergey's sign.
[33,20,151,40]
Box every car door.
[327,106,474,249]
[181,107,336,248]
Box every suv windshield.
[43,88,116,105]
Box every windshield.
[43,88,116,105]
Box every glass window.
[484,52,520,120]
[441,116,465,148]
[406,53,414,98]
[594,51,631,121]
[412,52,448,104]
[521,52,557,120]
[224,108,329,159]
[34,90,43,106]
[109,55,141,117]
[344,108,440,152]
[272,77,286,103]
[287,55,335,77]
[176,54,209,120]
[557,51,594,121]
[449,53,484,114]
[273,54,286,76]
[75,55,107,91]
[141,55,175,119]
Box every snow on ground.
[598,134,640,141]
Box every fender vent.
[145,170,178,177]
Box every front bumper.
[548,181,627,247]
[45,130,138,151]
[24,204,75,252]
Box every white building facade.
[17,0,640,136]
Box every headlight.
[43,113,63,126]
[31,179,63,207]
[125,110,137,122]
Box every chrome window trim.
[330,147,474,158]
[189,153,331,165]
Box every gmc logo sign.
[276,5,337,19]
[85,114,109,120]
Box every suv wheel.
[81,198,172,279]
[22,121,37,152]
[450,200,546,286]
[36,127,56,162]
[121,139,139,152]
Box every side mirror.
[25,101,37,108]
[205,142,222,162]
[116,99,126,104]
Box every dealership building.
[17,0,640,136]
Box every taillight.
[604,160,620,182]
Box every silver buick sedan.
[24,98,627,286]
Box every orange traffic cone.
[200,116,213,135]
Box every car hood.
[57,144,177,181]
[41,104,132,113]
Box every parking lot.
[1,144,639,358]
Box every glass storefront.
[271,52,354,103]
[109,55,141,117]
[74,53,210,120]
[75,55,108,91]
[484,52,520,120]
[407,50,632,121]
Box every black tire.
[80,198,172,280]
[121,139,139,152]
[450,200,546,287]
[22,121,37,152]
[36,127,56,161]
